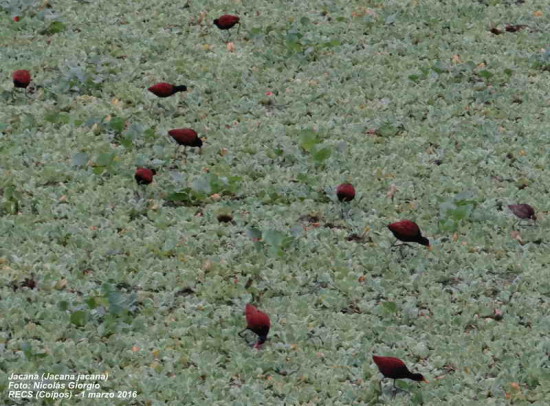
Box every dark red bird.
[13,70,31,89]
[239,304,271,349]
[508,204,536,221]
[388,220,429,247]
[134,168,156,185]
[373,356,428,386]
[336,183,356,202]
[14,16,20,22]
[213,15,240,30]
[148,82,187,98]
[168,128,203,154]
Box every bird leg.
[238,328,254,346]
[135,186,144,202]
[237,328,248,338]
[517,219,536,228]
[391,240,410,248]
[390,242,412,260]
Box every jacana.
[134,168,155,200]
[239,304,270,349]
[508,204,536,222]
[336,183,355,202]
[373,355,428,388]
[148,82,187,98]
[135,168,156,185]
[13,70,31,89]
[214,14,240,40]
[168,128,203,156]
[213,14,240,30]
[388,220,429,247]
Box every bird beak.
[423,378,430,383]
[427,245,433,251]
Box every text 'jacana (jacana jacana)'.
[336,183,356,202]
[388,220,430,247]
[168,128,203,150]
[213,15,240,30]
[508,204,536,221]
[148,83,187,98]
[244,304,270,349]
[373,355,428,384]
[135,168,156,185]
[13,70,31,88]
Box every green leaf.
[86,296,98,309]
[478,70,493,80]
[312,146,332,163]
[322,40,341,48]
[262,229,294,256]
[70,310,88,327]
[72,152,89,167]
[286,40,303,53]
[247,227,262,241]
[21,342,33,359]
[144,127,156,139]
[165,191,192,202]
[377,122,401,137]
[109,117,126,133]
[119,135,133,148]
[95,152,116,167]
[439,218,458,232]
[299,130,321,152]
[3,198,19,214]
[449,205,472,221]
[382,301,398,313]
[385,13,398,25]
[41,21,67,35]
[431,61,449,74]
[107,290,125,315]
[191,175,212,194]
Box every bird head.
[213,19,219,25]
[411,373,429,383]
[419,236,430,247]
[253,335,268,349]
